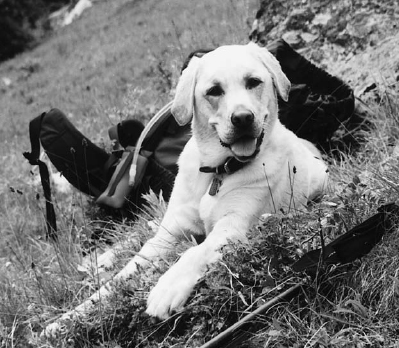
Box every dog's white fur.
[43,42,327,336]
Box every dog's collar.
[200,157,248,196]
[199,156,247,175]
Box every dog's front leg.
[116,203,202,280]
[146,213,251,319]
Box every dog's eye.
[206,85,224,97]
[246,77,263,90]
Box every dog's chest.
[199,175,225,233]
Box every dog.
[43,42,328,336]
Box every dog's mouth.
[230,136,258,161]
[221,133,264,162]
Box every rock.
[333,35,399,99]
[300,32,319,43]
[2,77,12,87]
[347,11,378,39]
[281,31,303,48]
[250,0,399,96]
[249,0,399,152]
[285,8,315,31]
[309,50,324,63]
[332,30,352,46]
[324,15,348,44]
[311,13,332,26]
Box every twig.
[199,283,303,348]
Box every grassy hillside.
[1,0,399,347]
[0,0,254,139]
[0,0,255,220]
[0,0,255,256]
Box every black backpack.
[24,39,357,240]
[24,109,112,240]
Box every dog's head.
[172,42,291,161]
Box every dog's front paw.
[146,261,201,320]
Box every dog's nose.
[231,111,254,128]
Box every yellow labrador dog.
[143,42,328,318]
[44,42,327,336]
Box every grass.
[1,0,399,347]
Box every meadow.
[1,0,399,347]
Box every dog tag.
[209,176,222,196]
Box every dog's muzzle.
[203,112,264,176]
[218,110,265,162]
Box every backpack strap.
[96,150,148,208]
[129,101,174,186]
[23,112,57,241]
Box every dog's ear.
[247,42,291,102]
[172,56,201,126]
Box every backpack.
[24,39,357,240]
[24,104,190,240]
[24,109,113,240]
